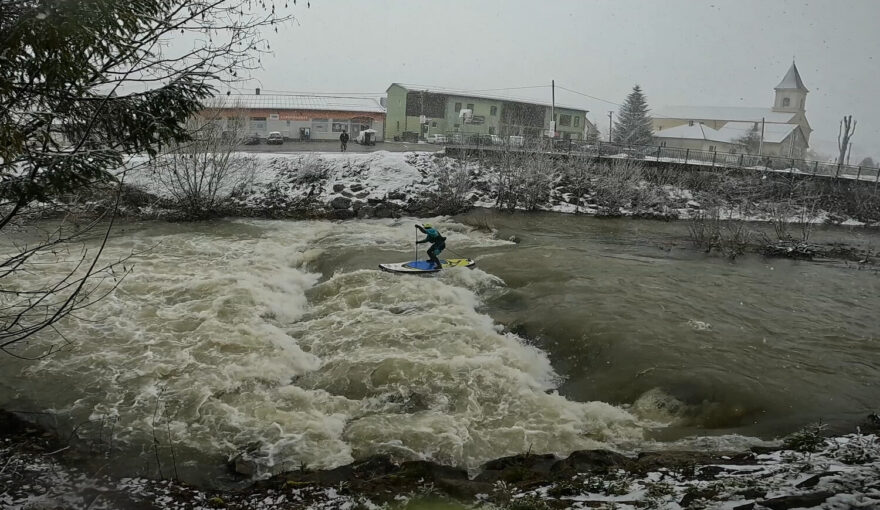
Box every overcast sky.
[240,0,879,162]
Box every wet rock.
[355,191,370,199]
[475,453,558,483]
[508,235,520,243]
[350,183,364,192]
[351,201,365,212]
[367,197,384,205]
[686,200,701,208]
[330,197,352,209]
[761,491,834,510]
[750,445,781,455]
[356,206,373,219]
[434,478,494,499]
[372,203,396,219]
[233,458,258,477]
[550,449,631,475]
[731,502,755,510]
[341,191,355,198]
[328,208,355,220]
[795,471,840,489]
[332,183,345,192]
[387,191,407,200]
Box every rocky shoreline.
[2,410,879,509]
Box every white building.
[652,63,811,157]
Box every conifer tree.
[612,85,653,146]
[734,123,763,154]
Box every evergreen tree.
[734,123,763,155]
[0,0,291,355]
[612,85,653,146]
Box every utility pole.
[551,80,556,139]
[607,111,613,142]
[846,141,853,165]
[758,117,765,156]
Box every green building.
[385,83,593,142]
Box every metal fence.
[442,135,880,183]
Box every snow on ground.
[2,432,878,509]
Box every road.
[238,141,443,154]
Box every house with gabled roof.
[652,63,811,157]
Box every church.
[652,63,811,158]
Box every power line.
[555,84,621,107]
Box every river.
[1,212,878,487]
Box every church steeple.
[773,62,808,113]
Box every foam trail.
[2,218,645,480]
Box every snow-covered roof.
[775,62,808,91]
[654,105,796,124]
[655,121,798,144]
[205,94,386,113]
[389,83,587,113]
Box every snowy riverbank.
[2,410,879,509]
[118,150,878,226]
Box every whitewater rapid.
[2,218,650,481]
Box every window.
[660,141,667,147]
[559,114,572,127]
[466,103,474,112]
[332,120,350,132]
[783,97,790,107]
[250,117,267,131]
[396,121,400,130]
[574,116,580,127]
[709,145,716,151]
[269,113,280,120]
[490,105,497,116]
[312,118,329,132]
[489,127,495,135]
[454,123,459,128]
[431,121,437,127]
[454,102,462,112]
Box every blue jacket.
[419,228,445,244]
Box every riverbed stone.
[355,191,369,199]
[328,208,355,220]
[761,491,834,510]
[550,449,631,475]
[330,196,352,209]
[387,191,406,200]
[475,453,558,483]
[332,183,345,192]
[349,183,364,192]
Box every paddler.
[415,223,446,269]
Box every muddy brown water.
[0,212,877,486]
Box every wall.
[215,108,385,141]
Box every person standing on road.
[339,129,349,152]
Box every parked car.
[508,135,525,147]
[266,132,283,145]
[243,134,261,145]
[488,134,503,145]
[427,134,448,144]
[357,129,377,145]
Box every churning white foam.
[4,218,645,478]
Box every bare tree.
[837,115,857,165]
[151,107,256,218]
[0,0,294,356]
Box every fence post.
[813,161,818,176]
[790,159,795,176]
[711,151,717,167]
[835,164,841,178]
[684,148,689,165]
[656,145,661,162]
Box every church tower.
[772,62,808,113]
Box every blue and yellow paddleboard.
[379,258,475,274]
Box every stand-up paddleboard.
[379,258,475,274]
